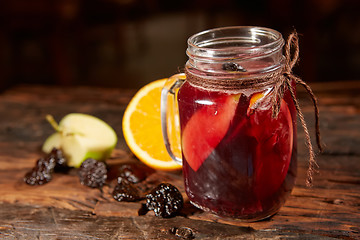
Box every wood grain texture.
[0,82,359,239]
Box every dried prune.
[112,177,141,202]
[24,158,54,185]
[47,148,68,172]
[222,62,246,72]
[146,183,183,218]
[107,163,155,183]
[169,227,195,239]
[78,158,107,188]
[138,203,149,216]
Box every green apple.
[42,113,117,168]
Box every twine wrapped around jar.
[186,31,323,187]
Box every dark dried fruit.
[119,163,155,183]
[24,158,54,185]
[170,227,195,239]
[47,148,68,172]
[113,177,141,202]
[107,163,155,183]
[222,62,246,72]
[23,148,69,186]
[138,203,149,216]
[146,183,183,218]
[78,158,107,188]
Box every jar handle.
[160,73,186,165]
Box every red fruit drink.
[178,79,297,220]
[161,26,298,221]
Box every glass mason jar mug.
[161,26,297,221]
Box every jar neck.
[185,26,285,80]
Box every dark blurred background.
[0,0,359,91]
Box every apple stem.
[46,114,61,132]
[46,114,85,136]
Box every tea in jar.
[161,26,321,221]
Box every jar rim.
[187,26,284,61]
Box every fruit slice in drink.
[182,95,239,171]
[248,96,293,199]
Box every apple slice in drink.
[182,95,239,172]
[42,113,117,168]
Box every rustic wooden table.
[0,81,359,239]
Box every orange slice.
[247,90,270,116]
[122,79,182,170]
[249,91,265,109]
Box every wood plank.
[0,82,359,239]
[1,203,337,240]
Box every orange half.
[122,79,182,170]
